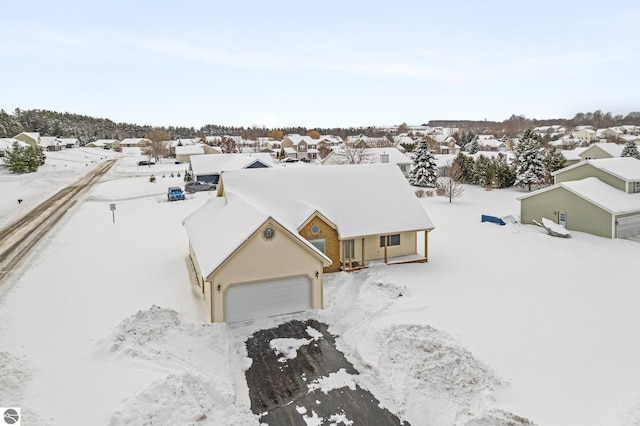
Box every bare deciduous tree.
[331,144,373,164]
[436,162,465,202]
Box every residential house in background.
[578,142,623,160]
[519,157,640,239]
[572,126,597,144]
[321,147,412,177]
[14,132,40,148]
[175,144,222,163]
[0,138,28,157]
[189,153,273,184]
[120,138,151,148]
[87,139,119,149]
[280,134,319,160]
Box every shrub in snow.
[415,189,425,198]
[149,174,156,183]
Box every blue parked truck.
[167,186,185,201]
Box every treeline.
[2,108,639,144]
[0,108,394,144]
[431,111,640,138]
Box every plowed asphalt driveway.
[244,319,408,425]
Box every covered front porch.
[338,229,432,272]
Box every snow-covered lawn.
[0,150,639,425]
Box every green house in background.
[520,158,640,239]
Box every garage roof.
[190,153,273,175]
[183,194,331,278]
[220,164,435,239]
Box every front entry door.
[558,211,567,228]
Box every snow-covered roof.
[39,136,63,147]
[57,138,79,145]
[283,134,315,146]
[15,132,40,142]
[93,139,119,144]
[175,145,205,156]
[183,194,331,278]
[582,142,624,158]
[520,177,640,215]
[190,153,273,175]
[219,164,434,239]
[120,138,149,145]
[560,149,583,162]
[553,157,640,181]
[0,138,28,151]
[322,147,410,166]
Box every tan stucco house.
[184,164,435,323]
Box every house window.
[298,144,307,152]
[344,239,355,259]
[380,234,401,247]
[309,238,326,254]
[634,182,640,193]
[263,227,275,240]
[311,225,320,234]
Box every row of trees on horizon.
[1,108,640,144]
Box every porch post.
[340,240,344,270]
[361,238,365,268]
[424,230,429,261]
[383,235,388,264]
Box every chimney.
[380,153,389,163]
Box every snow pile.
[0,351,30,404]
[464,409,535,425]
[106,306,256,424]
[376,324,501,398]
[108,373,243,426]
[0,351,47,424]
[372,324,508,424]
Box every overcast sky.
[2,1,639,129]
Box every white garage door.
[225,276,311,323]
[617,215,640,238]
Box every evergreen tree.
[3,142,27,173]
[467,139,480,154]
[474,155,493,187]
[453,152,475,183]
[514,130,545,191]
[543,148,566,184]
[493,153,516,188]
[409,140,438,187]
[621,140,640,160]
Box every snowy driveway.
[244,319,407,425]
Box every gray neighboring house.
[519,158,640,239]
[189,153,273,184]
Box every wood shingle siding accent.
[299,215,341,273]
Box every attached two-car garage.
[225,276,312,323]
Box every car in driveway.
[137,160,155,166]
[184,181,216,193]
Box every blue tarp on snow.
[481,215,506,225]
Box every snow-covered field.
[0,149,639,425]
